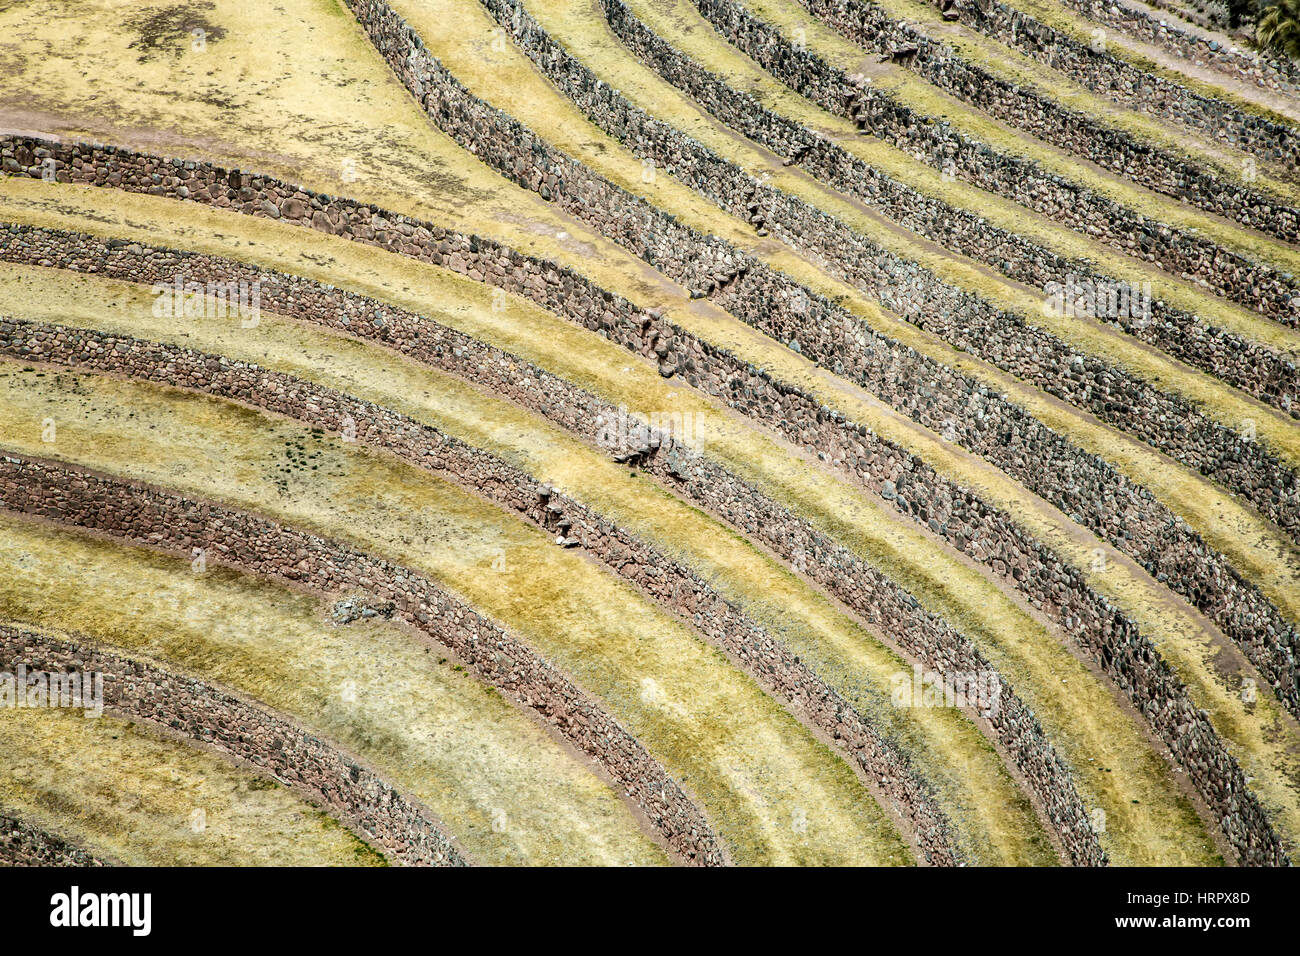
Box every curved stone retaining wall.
[0,625,464,866]
[0,237,1120,863]
[958,0,1299,164]
[588,0,1295,413]
[783,0,1300,239]
[0,318,965,866]
[688,0,1300,324]
[1063,0,1300,94]
[0,444,1106,862]
[468,0,1300,542]
[0,458,727,866]
[0,139,1288,859]
[0,810,106,866]
[402,0,1300,655]
[2,230,1285,868]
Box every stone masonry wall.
[0,239,1123,864]
[1063,0,1300,94]
[0,141,1289,860]
[0,810,106,866]
[0,625,465,866]
[590,0,1295,414]
[785,0,1300,240]
[473,0,1300,543]
[0,317,964,866]
[364,0,1300,711]
[689,0,1300,323]
[0,458,727,866]
[0,421,1104,862]
[960,0,1298,165]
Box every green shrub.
[1256,0,1300,57]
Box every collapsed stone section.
[589,0,1296,411]
[778,0,1300,240]
[955,0,1299,164]
[0,136,1289,857]
[688,0,1300,324]
[0,810,107,866]
[463,0,1300,538]
[0,625,465,866]
[0,458,728,866]
[1,318,965,866]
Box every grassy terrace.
[0,697,385,866]
[0,184,1287,862]
[0,0,1294,585]
[0,363,918,867]
[376,0,1300,615]
[738,0,1300,278]
[999,0,1300,125]
[416,0,1300,644]
[383,0,1300,617]
[0,266,1051,866]
[0,219,1240,864]
[0,517,667,867]
[452,0,1300,480]
[626,0,1300,358]
[806,0,1300,193]
[0,0,1292,861]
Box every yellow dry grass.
[0,0,1288,861]
[0,262,1227,864]
[809,0,1300,196]
[738,0,1300,277]
[897,0,1300,126]
[0,704,386,866]
[0,362,914,866]
[0,262,1053,864]
[517,0,1300,471]
[624,0,1300,358]
[0,0,1292,616]
[0,514,668,866]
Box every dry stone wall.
[589,0,1296,413]
[782,0,1300,239]
[0,317,965,866]
[0,810,106,866]
[0,625,464,866]
[688,0,1300,324]
[958,0,1298,164]
[332,0,1300,709]
[0,137,1290,859]
[1062,0,1300,94]
[0,457,727,866]
[471,0,1300,543]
